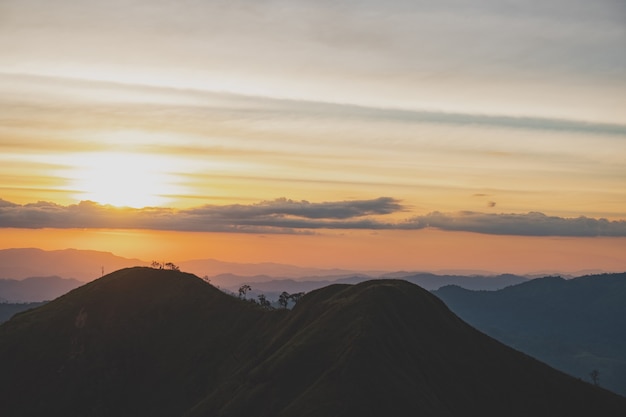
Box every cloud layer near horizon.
[1,198,624,237]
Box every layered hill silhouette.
[0,248,145,280]
[434,272,626,396]
[220,272,527,301]
[0,301,45,323]
[1,268,625,417]
[0,276,84,302]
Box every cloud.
[399,211,626,237]
[185,197,402,219]
[4,73,625,141]
[1,198,625,237]
[0,198,401,234]
[0,200,18,208]
[3,0,626,124]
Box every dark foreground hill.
[434,272,626,396]
[1,268,625,417]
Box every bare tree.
[590,369,600,386]
[289,292,305,305]
[278,291,290,309]
[164,262,180,271]
[238,284,252,300]
[257,294,271,309]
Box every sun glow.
[68,152,184,208]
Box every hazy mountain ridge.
[0,248,528,304]
[220,273,528,302]
[178,258,379,280]
[1,267,624,416]
[0,276,84,303]
[0,248,146,280]
[0,301,45,323]
[434,272,626,396]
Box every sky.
[1,0,625,273]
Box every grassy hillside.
[1,268,624,417]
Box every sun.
[68,152,183,208]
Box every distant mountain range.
[219,273,528,292]
[434,273,626,396]
[0,276,84,303]
[0,247,612,283]
[0,301,44,323]
[0,248,530,304]
[178,258,379,279]
[217,273,528,303]
[1,267,623,416]
[0,248,146,280]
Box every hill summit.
[1,267,625,416]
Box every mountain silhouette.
[221,273,527,300]
[0,275,84,302]
[1,267,624,417]
[434,272,626,396]
[0,248,146,280]
[0,301,45,323]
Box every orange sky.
[1,228,625,275]
[1,1,625,275]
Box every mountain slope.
[1,268,624,417]
[0,267,278,417]
[190,279,626,417]
[434,273,626,396]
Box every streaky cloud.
[2,72,625,138]
[0,198,624,237]
[400,211,626,237]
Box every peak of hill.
[1,268,625,417]
[434,272,626,396]
[220,273,527,299]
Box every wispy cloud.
[3,73,623,220]
[1,198,624,237]
[2,0,624,123]
[3,73,626,138]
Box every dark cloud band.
[398,211,626,237]
[0,198,624,237]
